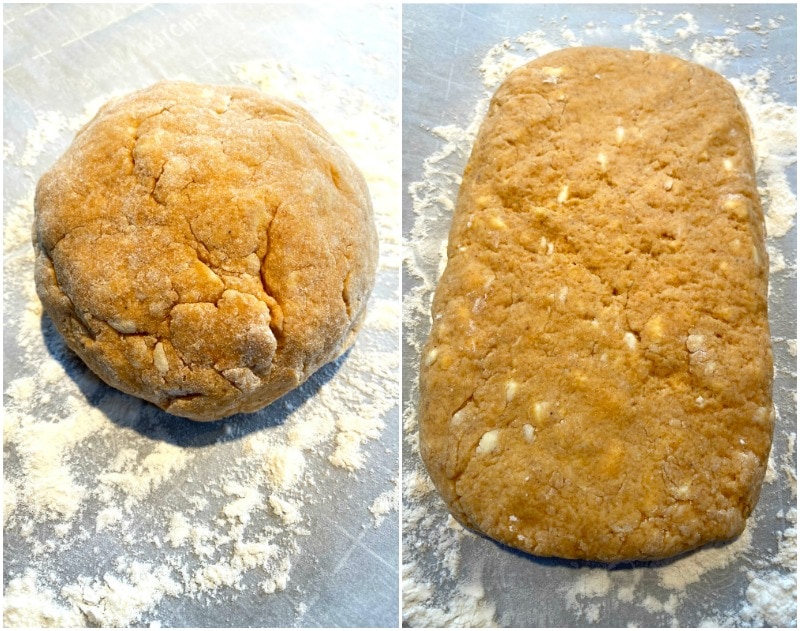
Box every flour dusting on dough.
[403,8,796,627]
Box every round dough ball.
[33,80,378,421]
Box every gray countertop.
[402,4,796,627]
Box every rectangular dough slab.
[419,47,773,562]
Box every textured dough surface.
[34,81,378,421]
[419,48,773,562]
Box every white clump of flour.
[403,9,796,628]
[369,476,399,528]
[4,56,399,626]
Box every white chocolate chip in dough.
[505,380,519,402]
[542,66,563,84]
[557,184,569,204]
[623,332,638,350]
[723,194,748,219]
[476,195,493,209]
[489,215,507,230]
[153,342,169,375]
[672,483,692,500]
[424,347,438,366]
[522,424,535,443]
[451,407,468,427]
[476,429,500,455]
[686,334,705,353]
[108,318,137,334]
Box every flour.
[402,564,497,628]
[60,562,182,627]
[564,569,613,614]
[95,506,124,533]
[6,403,109,522]
[268,495,302,526]
[165,512,191,548]
[366,297,401,332]
[18,110,78,168]
[329,408,387,471]
[3,571,83,628]
[4,47,399,627]
[263,446,306,490]
[4,193,36,256]
[658,524,753,591]
[403,7,796,627]
[97,442,193,512]
[671,13,700,40]
[739,571,796,626]
[369,476,399,528]
[691,37,741,71]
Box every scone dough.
[34,81,378,421]
[419,48,773,562]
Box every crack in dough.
[33,80,378,421]
[419,48,773,562]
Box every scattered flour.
[369,476,399,528]
[671,12,700,40]
[403,7,796,627]
[18,110,80,168]
[739,571,797,626]
[691,37,741,71]
[3,571,83,628]
[402,564,497,628]
[268,495,303,526]
[60,563,182,627]
[564,569,613,616]
[6,404,109,522]
[657,525,753,591]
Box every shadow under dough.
[39,311,351,448]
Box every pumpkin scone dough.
[419,48,773,562]
[34,80,378,421]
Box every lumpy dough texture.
[419,48,774,562]
[34,81,378,421]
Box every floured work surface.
[420,47,773,562]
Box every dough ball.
[34,80,378,421]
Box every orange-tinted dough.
[34,81,377,421]
[419,48,773,561]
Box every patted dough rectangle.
[419,47,773,562]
